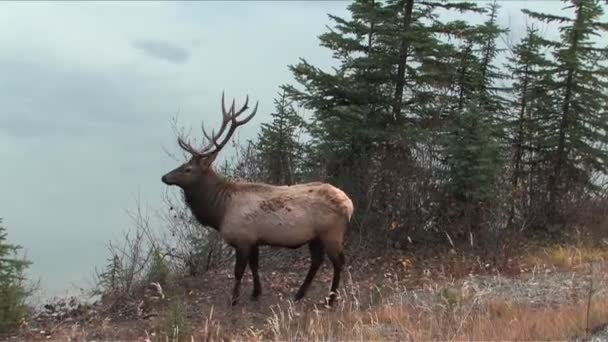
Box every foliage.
[522,0,608,225]
[145,248,171,287]
[276,0,608,240]
[504,25,559,227]
[158,299,192,340]
[161,191,233,278]
[282,0,492,243]
[0,218,32,333]
[256,89,306,185]
[442,104,503,234]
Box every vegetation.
[278,0,608,244]
[0,219,32,334]
[11,0,608,340]
[255,90,306,185]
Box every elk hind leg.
[249,245,262,299]
[323,239,345,307]
[294,238,324,301]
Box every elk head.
[161,92,259,189]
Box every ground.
[3,231,608,341]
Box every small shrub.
[158,299,191,341]
[0,218,32,333]
[145,248,171,287]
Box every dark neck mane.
[182,169,233,231]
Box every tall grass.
[173,276,608,341]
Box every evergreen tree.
[523,0,608,225]
[433,2,508,236]
[443,104,502,235]
[504,25,558,226]
[284,0,482,192]
[472,1,509,130]
[256,90,305,185]
[437,1,507,124]
[0,218,32,333]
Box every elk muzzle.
[161,172,175,185]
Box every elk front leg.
[232,246,250,306]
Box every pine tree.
[432,2,509,236]
[0,218,32,333]
[256,89,305,185]
[523,0,608,226]
[285,0,483,185]
[472,1,509,130]
[442,103,502,236]
[436,1,507,122]
[283,0,495,242]
[504,25,558,226]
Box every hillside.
[7,230,608,341]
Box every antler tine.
[235,100,258,125]
[198,95,259,157]
[177,136,202,157]
[232,95,250,117]
[201,124,215,145]
[198,92,235,154]
[221,91,230,118]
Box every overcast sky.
[0,1,605,300]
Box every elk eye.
[184,167,193,173]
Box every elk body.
[161,93,354,306]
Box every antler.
[177,91,258,158]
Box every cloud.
[131,39,190,64]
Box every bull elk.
[161,92,354,306]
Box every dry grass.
[524,243,608,270]
[158,278,608,342]
[17,225,608,341]
[235,295,608,341]
[19,267,608,342]
[28,289,608,342]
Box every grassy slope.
[7,227,608,341]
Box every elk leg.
[231,246,250,306]
[249,245,261,299]
[324,242,345,306]
[294,239,324,301]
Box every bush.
[145,248,171,286]
[0,218,32,333]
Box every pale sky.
[0,1,604,299]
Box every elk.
[161,92,354,306]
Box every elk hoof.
[251,290,261,300]
[324,291,339,307]
[294,291,305,301]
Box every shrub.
[0,218,32,333]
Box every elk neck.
[182,168,233,231]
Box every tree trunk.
[546,1,582,224]
[457,41,473,112]
[508,62,531,226]
[391,0,415,122]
